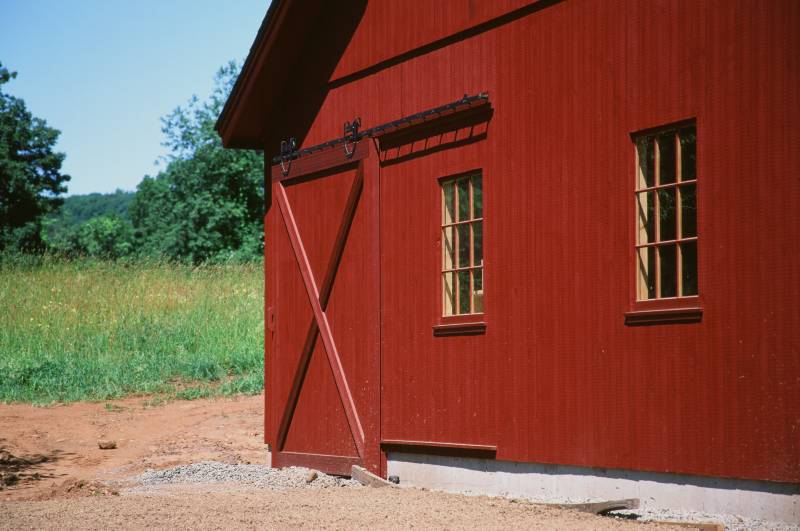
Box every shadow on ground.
[0,439,64,488]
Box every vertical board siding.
[279,170,361,456]
[268,0,799,483]
[329,0,535,82]
[267,144,383,473]
[271,190,313,450]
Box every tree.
[0,61,70,252]
[130,61,263,263]
[44,189,134,250]
[68,215,133,259]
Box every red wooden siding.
[262,0,799,483]
[267,143,382,474]
[329,0,535,82]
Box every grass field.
[0,255,263,404]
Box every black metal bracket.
[343,117,361,158]
[279,137,297,176]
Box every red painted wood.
[273,451,360,477]
[254,0,798,484]
[380,440,497,460]
[329,0,544,83]
[270,141,369,183]
[264,164,274,449]
[275,167,365,453]
[624,307,704,326]
[277,182,366,457]
[268,144,383,475]
[381,440,497,452]
[283,338,359,457]
[359,139,384,477]
[432,321,487,337]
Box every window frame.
[434,170,487,335]
[626,119,703,325]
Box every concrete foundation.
[387,453,800,523]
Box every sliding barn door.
[267,141,381,476]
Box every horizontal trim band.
[382,439,497,459]
[433,321,487,336]
[625,307,703,326]
[273,451,360,476]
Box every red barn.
[218,0,799,520]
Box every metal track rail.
[272,92,489,166]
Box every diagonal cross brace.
[275,170,366,458]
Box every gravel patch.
[129,461,360,492]
[612,508,798,531]
[415,488,797,530]
[86,459,800,530]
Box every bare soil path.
[0,396,669,529]
[0,395,266,500]
[2,486,674,530]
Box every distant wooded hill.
[54,190,134,224]
[45,190,134,240]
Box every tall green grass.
[0,255,263,404]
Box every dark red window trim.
[435,169,486,336]
[381,439,496,459]
[625,304,703,326]
[433,316,487,336]
[627,118,702,326]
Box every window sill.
[624,306,703,326]
[433,319,487,336]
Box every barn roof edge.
[215,0,287,149]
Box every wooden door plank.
[364,139,385,477]
[274,318,319,452]
[319,166,364,308]
[274,451,360,476]
[274,169,364,453]
[271,141,368,182]
[277,182,366,458]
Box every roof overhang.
[216,1,367,153]
[215,0,292,150]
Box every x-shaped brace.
[275,166,366,457]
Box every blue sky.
[1,0,269,195]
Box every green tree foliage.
[52,189,134,225]
[66,215,133,259]
[130,61,264,263]
[0,62,70,252]
[45,190,134,251]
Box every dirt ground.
[0,395,267,500]
[0,395,673,529]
